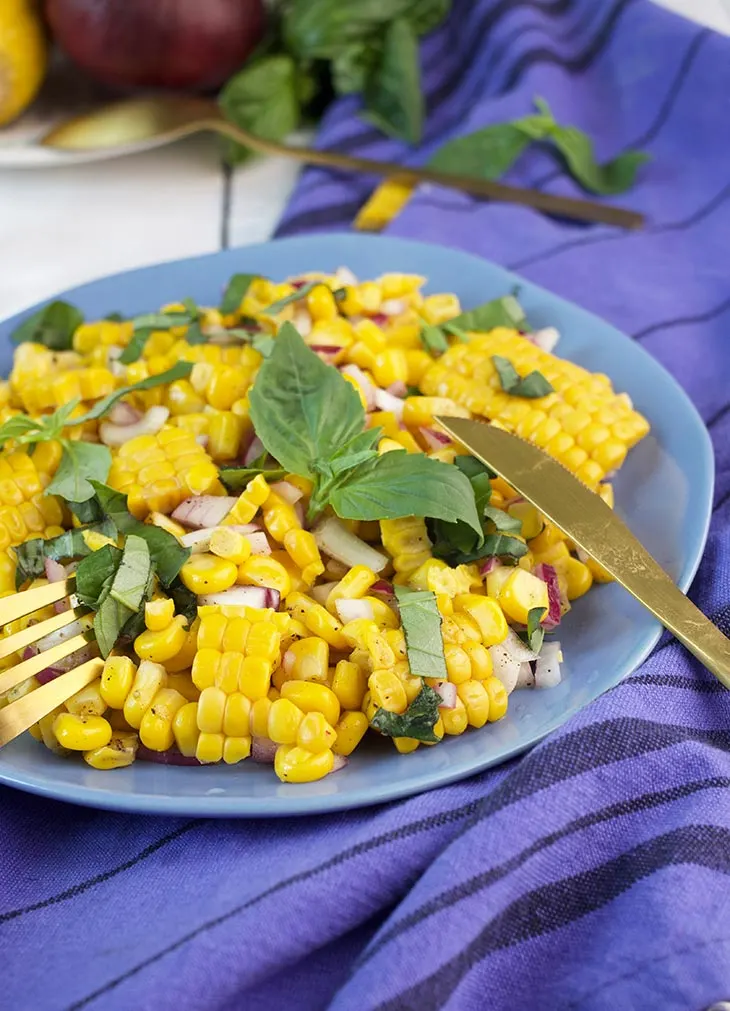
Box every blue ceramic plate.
[0,234,713,817]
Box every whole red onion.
[45,0,266,91]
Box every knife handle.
[594,530,730,688]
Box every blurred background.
[1,0,728,320]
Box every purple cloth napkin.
[6,1,730,1009]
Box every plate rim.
[0,232,714,817]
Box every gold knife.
[436,416,730,688]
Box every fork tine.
[0,658,105,747]
[0,605,90,662]
[0,633,93,696]
[0,578,74,627]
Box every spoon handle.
[196,118,644,231]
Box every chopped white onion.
[108,401,142,426]
[334,598,374,623]
[515,662,535,689]
[35,619,86,653]
[293,308,312,337]
[99,406,170,447]
[172,496,239,529]
[195,435,209,448]
[180,524,262,553]
[270,480,303,505]
[530,326,560,353]
[334,265,358,287]
[311,581,338,606]
[502,628,540,663]
[419,427,451,453]
[245,531,272,556]
[198,586,280,609]
[331,753,349,773]
[433,681,457,709]
[488,639,525,694]
[44,557,67,583]
[534,642,563,689]
[340,364,376,410]
[243,436,265,466]
[374,387,405,419]
[379,298,407,316]
[313,516,389,573]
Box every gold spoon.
[40,96,644,230]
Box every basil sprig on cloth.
[249,324,482,533]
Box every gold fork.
[0,579,104,748]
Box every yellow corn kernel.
[296,711,336,753]
[506,501,542,541]
[53,713,112,751]
[196,685,227,734]
[134,614,188,664]
[421,293,461,325]
[564,557,593,599]
[369,670,407,714]
[144,597,175,632]
[441,697,468,736]
[485,565,512,600]
[444,643,471,685]
[262,491,301,543]
[307,283,338,321]
[299,601,348,648]
[82,529,116,552]
[268,697,304,744]
[66,679,107,718]
[139,688,188,751]
[372,348,409,388]
[208,412,245,462]
[585,554,613,584]
[239,655,271,700]
[363,596,399,629]
[598,483,614,509]
[172,703,199,760]
[238,555,292,598]
[283,528,324,586]
[250,696,272,737]
[332,659,368,710]
[123,661,167,730]
[84,732,139,770]
[224,474,270,525]
[196,732,224,764]
[283,636,329,683]
[223,692,251,737]
[181,553,238,595]
[402,396,469,429]
[274,743,334,783]
[210,527,251,565]
[100,656,137,709]
[464,641,493,681]
[325,566,377,613]
[496,569,549,625]
[246,620,281,663]
[454,595,508,646]
[223,736,252,765]
[393,737,420,754]
[197,611,229,651]
[529,521,565,554]
[280,681,340,728]
[332,710,368,756]
[457,680,491,729]
[166,672,200,702]
[483,675,508,721]
[165,617,201,673]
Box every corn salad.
[3,268,648,784]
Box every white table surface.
[1,0,728,321]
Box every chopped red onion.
[534,642,563,688]
[251,736,277,763]
[172,496,238,529]
[313,516,388,573]
[136,745,202,766]
[243,436,265,466]
[334,598,374,623]
[36,643,97,683]
[309,345,340,359]
[386,380,407,398]
[245,531,271,556]
[331,753,349,773]
[340,365,376,410]
[419,427,451,453]
[198,586,280,609]
[100,405,170,448]
[533,563,562,629]
[370,579,394,595]
[479,557,500,576]
[44,558,67,583]
[433,681,457,709]
[374,387,405,419]
[293,501,305,528]
[290,279,307,290]
[270,480,303,505]
[370,312,389,327]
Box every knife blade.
[436,416,730,687]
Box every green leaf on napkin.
[363,18,424,144]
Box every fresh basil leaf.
[420,324,449,356]
[402,0,451,34]
[329,452,482,533]
[449,295,527,334]
[94,594,134,659]
[168,579,199,624]
[519,605,546,653]
[331,42,382,95]
[131,312,190,330]
[483,504,523,534]
[184,320,205,345]
[252,333,276,358]
[118,327,153,365]
[325,427,382,477]
[393,585,448,680]
[75,544,123,608]
[71,362,194,425]
[11,300,84,351]
[116,608,147,647]
[88,482,137,534]
[46,442,112,503]
[480,532,528,559]
[454,455,496,480]
[109,534,151,612]
[67,497,105,525]
[406,384,421,397]
[219,465,287,491]
[371,684,442,743]
[442,321,470,342]
[220,273,258,315]
[363,18,423,144]
[261,280,319,316]
[219,55,301,165]
[249,324,365,479]
[0,415,44,446]
[14,519,117,588]
[492,355,553,398]
[87,482,190,585]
